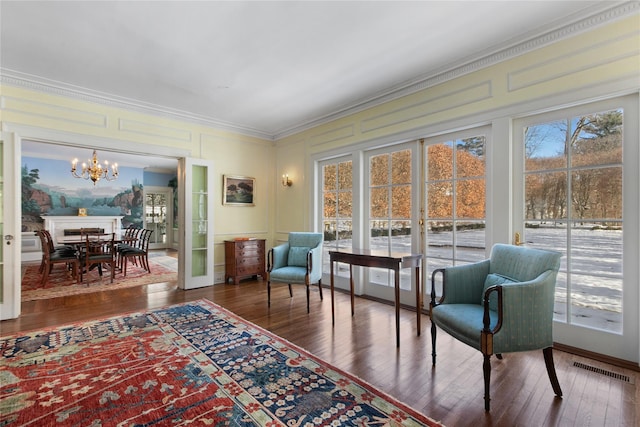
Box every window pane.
[456,178,485,219]
[427,182,452,218]
[322,159,353,280]
[390,220,411,251]
[455,221,485,263]
[571,167,622,220]
[427,143,453,180]
[370,187,388,218]
[456,137,485,178]
[426,220,453,260]
[391,149,411,184]
[571,110,623,167]
[323,192,336,218]
[525,120,567,171]
[338,161,352,189]
[324,164,336,191]
[371,220,389,240]
[525,171,567,221]
[370,154,388,186]
[391,185,411,218]
[337,191,352,218]
[324,220,337,241]
[337,220,352,241]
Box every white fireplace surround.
[44,216,124,244]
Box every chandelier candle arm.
[70,150,119,185]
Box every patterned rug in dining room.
[0,299,443,426]
[20,256,177,301]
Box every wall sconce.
[282,174,292,187]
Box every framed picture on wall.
[223,175,255,206]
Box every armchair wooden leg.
[543,347,563,397]
[288,284,293,297]
[317,280,323,300]
[306,284,310,313]
[267,280,271,307]
[430,321,437,366]
[483,354,492,411]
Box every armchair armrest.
[267,243,290,272]
[306,244,323,283]
[431,259,490,306]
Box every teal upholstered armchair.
[267,232,324,313]
[430,243,563,411]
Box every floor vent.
[573,361,633,383]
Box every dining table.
[55,232,128,279]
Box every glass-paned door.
[178,158,214,289]
[364,143,418,303]
[321,157,353,285]
[425,130,487,297]
[144,186,173,249]
[0,132,21,320]
[513,95,639,362]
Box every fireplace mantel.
[44,216,124,243]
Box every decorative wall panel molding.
[118,119,191,142]
[1,96,107,128]
[361,81,492,133]
[309,125,355,146]
[509,30,640,91]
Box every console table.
[329,249,423,347]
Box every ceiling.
[1,1,632,169]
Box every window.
[367,147,413,291]
[425,134,487,279]
[523,109,623,333]
[321,158,353,278]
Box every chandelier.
[70,150,118,185]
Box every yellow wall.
[274,15,640,231]
[0,84,273,279]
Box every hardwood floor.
[2,266,638,426]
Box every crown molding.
[1,1,637,142]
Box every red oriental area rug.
[20,257,177,301]
[0,299,443,426]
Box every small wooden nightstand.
[224,239,266,285]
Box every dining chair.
[267,232,323,313]
[120,229,153,276]
[79,233,116,283]
[116,225,142,269]
[429,243,563,411]
[35,230,80,286]
[36,229,75,273]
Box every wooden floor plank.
[2,262,638,426]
